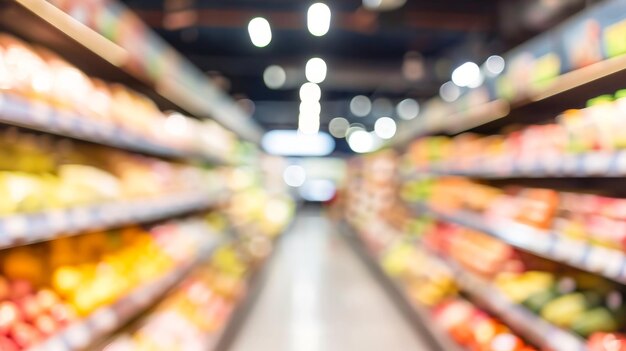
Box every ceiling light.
[307,3,331,37]
[374,117,396,139]
[328,117,350,138]
[362,0,407,11]
[262,130,335,156]
[305,57,327,84]
[263,65,286,89]
[440,81,461,102]
[347,130,374,153]
[299,112,320,134]
[485,55,505,76]
[451,61,482,88]
[300,101,321,115]
[299,82,321,102]
[396,98,419,120]
[346,123,365,139]
[248,17,272,47]
[350,95,371,117]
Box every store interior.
[0,0,625,350]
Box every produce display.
[0,215,220,350]
[103,244,254,351]
[433,299,538,351]
[405,91,626,173]
[341,150,626,350]
[402,176,626,252]
[0,33,239,159]
[419,219,626,339]
[0,128,223,215]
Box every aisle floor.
[228,209,434,351]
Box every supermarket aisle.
[228,209,433,351]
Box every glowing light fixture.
[305,57,327,83]
[307,3,331,37]
[263,65,286,89]
[248,17,272,47]
[299,82,321,102]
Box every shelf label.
[70,207,92,231]
[63,323,91,349]
[552,237,587,264]
[614,151,626,175]
[38,336,69,351]
[585,153,612,175]
[31,101,52,125]
[3,216,28,240]
[561,155,578,175]
[90,308,118,333]
[45,210,69,234]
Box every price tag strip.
[429,252,588,351]
[0,94,227,165]
[412,201,626,286]
[414,150,626,179]
[27,241,219,351]
[0,191,218,251]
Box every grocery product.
[404,90,626,174]
[0,128,222,216]
[433,299,538,351]
[0,33,239,160]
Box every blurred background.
[0,0,625,350]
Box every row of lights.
[247,3,331,136]
[439,55,506,102]
[249,3,416,154]
[248,3,331,48]
[326,96,412,153]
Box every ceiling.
[121,0,596,153]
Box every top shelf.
[0,0,263,144]
[393,0,626,144]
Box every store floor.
[227,209,434,351]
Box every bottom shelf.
[341,220,591,351]
[100,242,277,351]
[339,221,464,351]
[29,240,221,351]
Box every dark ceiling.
[121,0,597,147]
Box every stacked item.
[103,244,251,351]
[421,221,626,339]
[0,216,218,350]
[0,128,222,216]
[0,34,239,159]
[405,91,626,173]
[403,177,626,252]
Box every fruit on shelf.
[405,90,626,170]
[104,245,252,351]
[0,301,20,334]
[0,335,19,351]
[404,176,626,252]
[588,332,626,351]
[432,299,538,351]
[0,128,225,218]
[0,33,240,158]
[9,321,43,348]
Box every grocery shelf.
[430,250,588,351]
[407,202,626,286]
[446,54,626,136]
[340,221,465,351]
[0,191,225,250]
[0,0,264,144]
[29,239,221,351]
[407,150,626,179]
[0,93,230,165]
